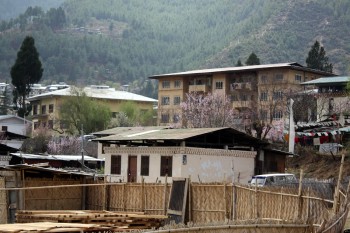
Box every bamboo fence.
[0,174,348,232]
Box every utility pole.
[81,123,84,170]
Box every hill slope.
[0,0,349,97]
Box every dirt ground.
[286,149,350,179]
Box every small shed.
[93,127,270,184]
[0,164,103,223]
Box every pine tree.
[11,36,43,117]
[236,59,243,66]
[306,41,333,73]
[245,52,260,65]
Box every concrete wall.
[0,117,28,136]
[100,146,256,184]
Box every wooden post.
[333,153,345,214]
[232,184,236,220]
[103,176,107,211]
[278,187,283,220]
[224,179,227,221]
[122,183,126,211]
[163,175,168,215]
[188,176,192,222]
[21,169,25,210]
[255,178,258,219]
[297,169,303,220]
[306,187,310,223]
[141,177,145,212]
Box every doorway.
[128,156,137,182]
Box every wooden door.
[128,156,137,182]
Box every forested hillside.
[0,0,350,98]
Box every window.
[160,156,172,176]
[231,95,238,102]
[161,113,169,123]
[295,74,302,82]
[162,81,170,89]
[273,91,283,100]
[273,110,283,120]
[215,81,223,89]
[1,126,7,131]
[34,122,40,130]
[240,94,248,101]
[260,92,268,101]
[111,155,121,174]
[260,75,267,84]
[260,110,268,121]
[49,104,54,113]
[48,120,53,129]
[173,96,181,105]
[161,96,170,105]
[41,105,46,114]
[33,105,38,115]
[274,74,283,81]
[141,155,150,176]
[173,114,180,123]
[174,80,181,88]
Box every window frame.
[111,155,121,175]
[140,155,150,176]
[162,81,170,89]
[49,104,54,113]
[173,96,181,105]
[215,81,223,89]
[161,113,169,123]
[174,80,181,88]
[161,96,170,105]
[41,105,46,115]
[260,92,268,101]
[160,156,173,177]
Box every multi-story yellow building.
[149,63,335,126]
[28,85,157,131]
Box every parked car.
[249,173,297,187]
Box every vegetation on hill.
[0,0,350,98]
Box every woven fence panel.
[108,183,125,211]
[123,183,143,212]
[191,184,228,223]
[86,181,105,210]
[0,177,7,224]
[25,178,81,210]
[144,184,169,215]
[235,187,254,220]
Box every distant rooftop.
[149,62,336,79]
[28,85,157,103]
[301,76,350,85]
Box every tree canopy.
[306,40,333,73]
[11,36,43,117]
[59,88,111,135]
[245,52,260,65]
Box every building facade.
[92,126,287,184]
[149,63,334,126]
[28,85,157,132]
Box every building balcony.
[189,84,210,93]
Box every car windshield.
[250,177,265,185]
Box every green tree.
[245,52,260,65]
[306,40,333,73]
[236,59,243,66]
[59,87,111,135]
[11,36,43,117]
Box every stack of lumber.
[16,210,168,230]
[0,222,111,232]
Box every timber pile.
[0,222,111,232]
[16,210,168,230]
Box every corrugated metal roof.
[92,126,168,136]
[149,62,334,78]
[93,126,264,143]
[28,86,158,103]
[10,153,104,162]
[301,76,350,85]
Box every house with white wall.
[93,126,277,184]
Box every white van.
[249,173,297,187]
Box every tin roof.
[149,62,335,78]
[28,86,157,103]
[301,76,350,85]
[93,126,266,145]
[10,153,104,162]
